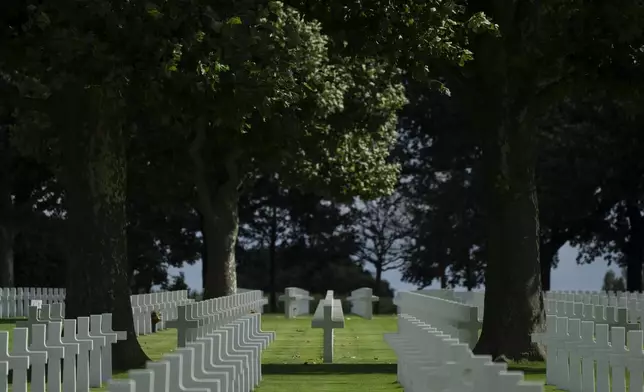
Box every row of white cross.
[0,288,65,318]
[419,289,644,325]
[130,291,194,335]
[109,291,275,392]
[385,314,544,392]
[546,290,644,324]
[278,286,379,320]
[532,314,644,392]
[0,309,126,392]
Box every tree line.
[2,0,644,368]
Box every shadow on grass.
[263,363,396,375]
[508,364,547,375]
[0,318,25,325]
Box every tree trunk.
[199,211,208,293]
[268,205,278,312]
[625,201,643,292]
[0,188,14,287]
[190,128,240,299]
[466,3,545,361]
[0,132,15,288]
[473,108,545,360]
[60,104,148,370]
[200,184,239,299]
[539,233,566,292]
[374,265,383,314]
[464,257,475,291]
[0,226,14,288]
[440,262,448,288]
[539,249,551,292]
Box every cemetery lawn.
[1,315,562,391]
[256,315,560,392]
[257,314,401,392]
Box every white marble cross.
[311,291,345,363]
[0,331,29,392]
[47,321,80,392]
[30,324,65,392]
[15,306,48,344]
[77,317,106,388]
[62,319,93,392]
[12,327,48,392]
[166,305,199,347]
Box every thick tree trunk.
[0,184,14,287]
[268,205,278,312]
[199,184,239,299]
[539,251,551,292]
[0,226,14,288]
[60,110,148,370]
[439,263,448,289]
[190,128,240,299]
[625,202,643,292]
[464,257,475,291]
[539,233,566,292]
[199,211,208,293]
[467,3,545,361]
[473,112,545,360]
[374,265,383,314]
[0,132,15,288]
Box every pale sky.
[168,243,621,293]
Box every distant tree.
[355,194,411,310]
[238,175,292,312]
[161,273,190,292]
[602,270,626,293]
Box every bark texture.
[60,97,148,370]
[374,266,383,314]
[0,130,15,288]
[268,205,278,312]
[473,103,546,360]
[469,7,545,359]
[0,226,14,288]
[625,201,644,292]
[191,128,240,299]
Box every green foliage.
[602,270,626,293]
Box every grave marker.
[166,305,199,347]
[0,331,29,392]
[47,321,80,392]
[30,324,65,392]
[77,317,106,388]
[62,319,93,392]
[311,290,345,363]
[12,328,48,392]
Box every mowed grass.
[0,314,557,391]
[257,314,401,392]
[257,314,556,392]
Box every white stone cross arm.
[12,327,48,392]
[166,305,199,348]
[16,306,48,342]
[0,331,29,390]
[102,313,127,340]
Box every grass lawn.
[257,314,401,392]
[257,314,558,392]
[1,314,558,391]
